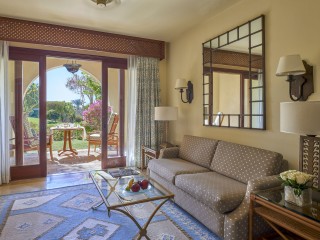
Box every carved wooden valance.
[0,17,165,60]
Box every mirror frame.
[202,15,265,130]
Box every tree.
[72,99,83,115]
[65,72,101,109]
[47,101,65,121]
[82,100,112,131]
[63,102,76,122]
[24,83,39,114]
[47,101,76,122]
[47,109,60,122]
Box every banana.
[126,178,134,191]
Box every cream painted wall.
[166,0,320,169]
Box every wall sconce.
[276,54,314,101]
[174,78,193,103]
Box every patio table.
[50,125,86,155]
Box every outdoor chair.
[87,112,119,155]
[9,114,53,160]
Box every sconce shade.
[175,79,188,89]
[276,54,306,76]
[154,107,178,121]
[280,101,320,136]
[174,79,193,103]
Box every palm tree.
[72,99,83,115]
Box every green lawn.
[52,139,89,151]
[28,117,91,151]
[28,117,60,131]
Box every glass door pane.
[101,64,127,168]
[108,68,121,157]
[9,60,40,167]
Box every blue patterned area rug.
[0,184,220,240]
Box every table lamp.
[280,101,320,189]
[154,106,178,148]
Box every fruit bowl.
[121,179,152,195]
[121,184,152,195]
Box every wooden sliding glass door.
[8,47,128,180]
[100,62,127,169]
[9,50,47,180]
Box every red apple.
[131,183,140,192]
[140,179,149,190]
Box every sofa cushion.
[179,135,219,168]
[175,172,247,214]
[148,158,210,184]
[210,141,283,184]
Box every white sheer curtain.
[126,56,137,167]
[0,41,10,184]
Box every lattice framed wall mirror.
[203,15,265,130]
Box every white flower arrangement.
[279,170,313,196]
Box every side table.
[249,187,320,240]
[141,145,161,170]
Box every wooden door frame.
[9,47,128,179]
[101,64,126,169]
[9,50,47,180]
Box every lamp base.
[159,142,174,149]
[299,135,320,190]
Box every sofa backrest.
[179,135,219,168]
[210,141,283,184]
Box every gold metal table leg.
[112,197,170,239]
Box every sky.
[34,67,90,103]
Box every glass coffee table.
[89,168,174,240]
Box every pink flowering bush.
[82,100,112,131]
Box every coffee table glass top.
[254,187,320,223]
[89,168,174,209]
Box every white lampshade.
[280,101,320,136]
[175,79,187,89]
[154,107,178,121]
[276,54,306,76]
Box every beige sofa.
[148,135,287,240]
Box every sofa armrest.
[246,175,282,195]
[159,147,179,159]
[223,175,282,240]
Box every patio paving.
[15,148,117,175]
[48,149,102,175]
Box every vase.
[284,186,312,207]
